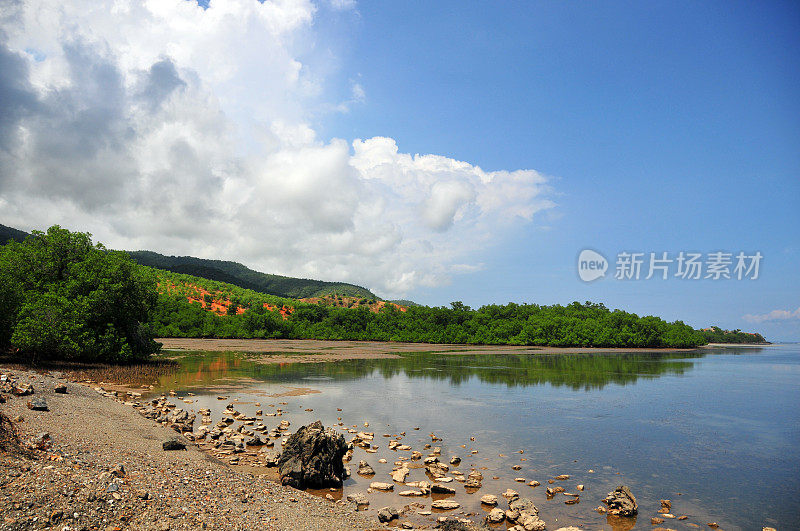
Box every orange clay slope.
[155,272,405,320]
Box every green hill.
[0,224,29,245]
[0,223,377,299]
[127,250,377,299]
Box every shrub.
[0,226,161,362]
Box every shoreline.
[0,367,377,531]
[157,337,700,364]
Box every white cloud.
[743,307,800,324]
[350,81,365,103]
[0,0,555,298]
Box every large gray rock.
[602,485,638,516]
[277,421,347,489]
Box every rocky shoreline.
[0,367,377,531]
[1,365,771,531]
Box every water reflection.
[156,349,704,392]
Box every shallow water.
[153,344,800,530]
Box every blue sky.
[317,1,800,340]
[1,0,798,340]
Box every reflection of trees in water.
[161,350,707,391]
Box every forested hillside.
[0,224,29,245]
[128,250,376,299]
[150,275,708,348]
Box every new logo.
[578,249,608,282]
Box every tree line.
[1,226,765,363]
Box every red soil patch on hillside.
[157,281,247,317]
[156,279,402,319]
[298,295,406,313]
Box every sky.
[0,1,798,340]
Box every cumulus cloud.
[743,307,800,324]
[0,0,555,298]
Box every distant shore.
[703,342,773,347]
[157,337,698,364]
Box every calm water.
[154,344,800,530]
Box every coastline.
[157,337,699,364]
[0,367,376,531]
[702,342,773,347]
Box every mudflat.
[158,337,695,364]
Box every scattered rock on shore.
[377,506,399,522]
[162,439,186,451]
[480,494,498,505]
[602,485,638,516]
[431,500,460,510]
[26,398,48,411]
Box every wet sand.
[158,337,697,364]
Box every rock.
[391,467,409,482]
[554,474,570,480]
[26,398,48,411]
[660,499,672,510]
[356,460,375,476]
[576,484,584,491]
[430,483,456,494]
[54,385,68,394]
[346,492,369,506]
[602,485,638,516]
[515,477,526,482]
[261,450,281,467]
[245,435,266,446]
[450,456,461,465]
[528,480,540,487]
[426,462,449,478]
[377,506,399,523]
[508,496,538,517]
[399,489,424,496]
[553,528,582,531]
[486,507,505,523]
[431,500,460,510]
[111,464,126,478]
[12,383,33,396]
[28,432,51,450]
[502,488,519,500]
[480,494,498,505]
[370,482,394,491]
[277,421,348,489]
[517,512,546,531]
[162,439,186,451]
[652,517,665,524]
